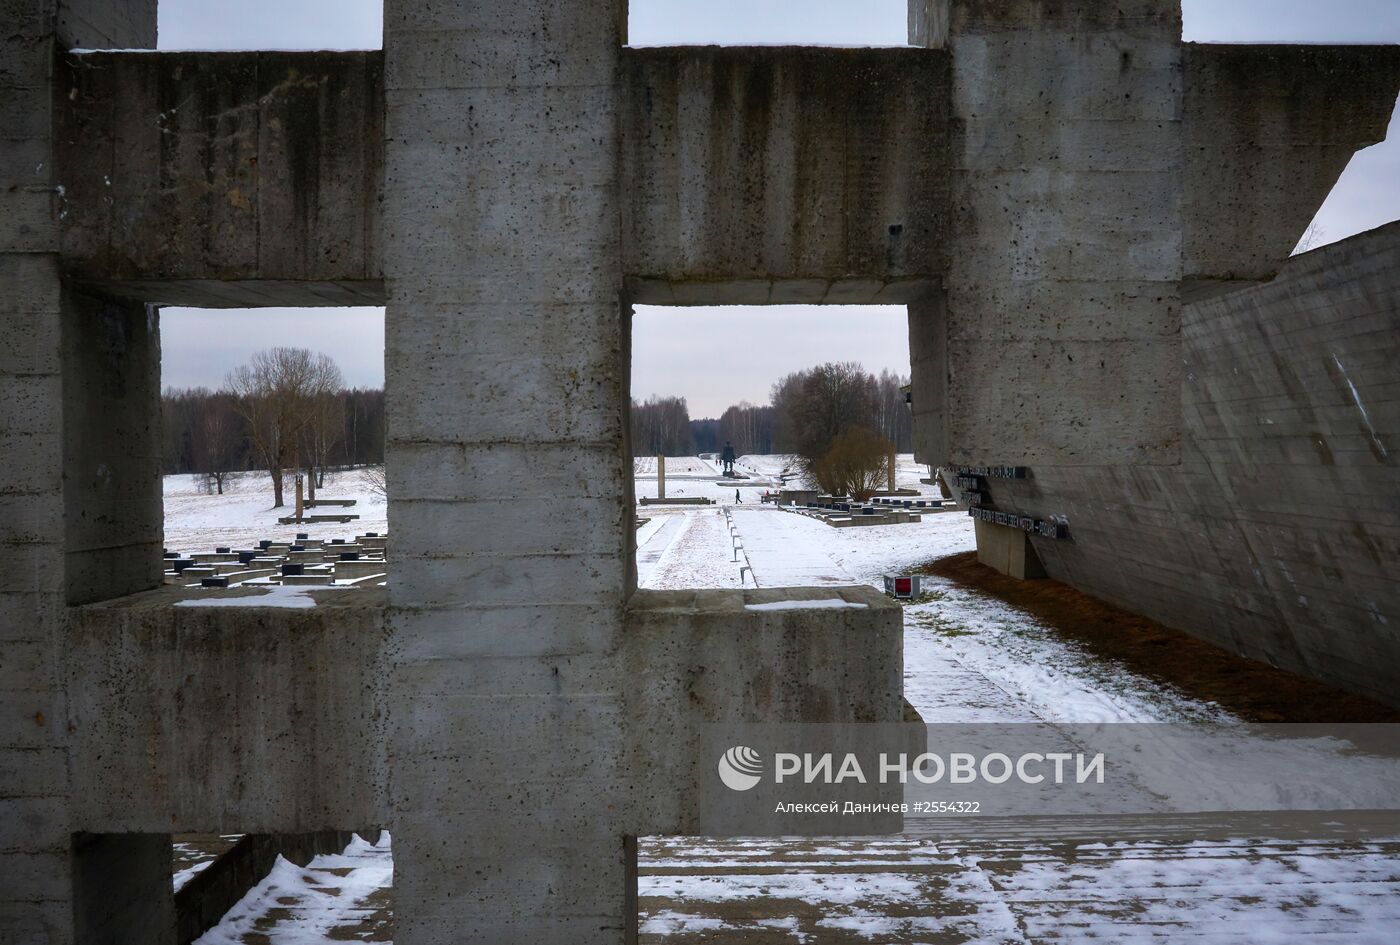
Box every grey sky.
[156,1,1400,415]
[159,307,385,391]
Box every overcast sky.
[157,1,1400,416]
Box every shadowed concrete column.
[2,3,158,943]
[383,1,632,942]
[61,290,162,606]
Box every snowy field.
[169,456,1400,943]
[163,468,387,553]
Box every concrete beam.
[623,586,905,836]
[621,46,948,301]
[1183,43,1400,284]
[66,587,389,833]
[55,51,385,307]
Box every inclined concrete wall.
[382,1,635,942]
[621,46,947,305]
[989,224,1400,706]
[55,50,385,308]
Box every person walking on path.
[735,489,741,504]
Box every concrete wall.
[985,223,1400,706]
[66,588,388,834]
[61,290,162,605]
[71,832,174,945]
[383,1,634,942]
[924,0,1186,469]
[624,586,905,835]
[2,5,157,943]
[1184,44,1400,284]
[621,46,947,305]
[55,51,385,307]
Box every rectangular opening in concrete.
[59,303,386,607]
[630,303,926,589]
[151,305,387,597]
[154,0,383,51]
[627,0,908,47]
[71,829,392,944]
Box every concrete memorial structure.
[3,0,1399,942]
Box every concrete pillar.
[907,0,950,49]
[657,455,665,500]
[61,291,163,606]
[3,3,155,943]
[934,0,1185,467]
[906,294,948,468]
[975,520,1047,581]
[384,1,633,942]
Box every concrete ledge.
[67,587,388,833]
[624,586,904,835]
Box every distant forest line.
[162,386,385,477]
[632,366,913,457]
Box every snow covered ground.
[171,455,1400,943]
[163,468,387,553]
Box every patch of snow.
[172,858,214,892]
[175,584,355,610]
[192,832,391,945]
[745,599,869,611]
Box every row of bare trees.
[163,348,386,506]
[634,362,911,499]
[630,395,694,456]
[225,348,344,506]
[770,362,906,499]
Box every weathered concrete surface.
[621,46,947,305]
[382,4,634,939]
[928,0,1188,469]
[62,290,163,605]
[10,1,1400,942]
[72,832,174,945]
[908,1,1400,469]
[624,586,905,835]
[2,5,156,943]
[1184,44,1400,284]
[66,587,389,833]
[984,222,1400,706]
[56,51,385,307]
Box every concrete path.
[639,821,1400,943]
[191,833,391,944]
[730,508,856,588]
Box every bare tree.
[360,464,387,498]
[630,395,693,456]
[193,393,239,495]
[1294,221,1326,256]
[224,348,344,508]
[303,384,346,491]
[805,427,896,500]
